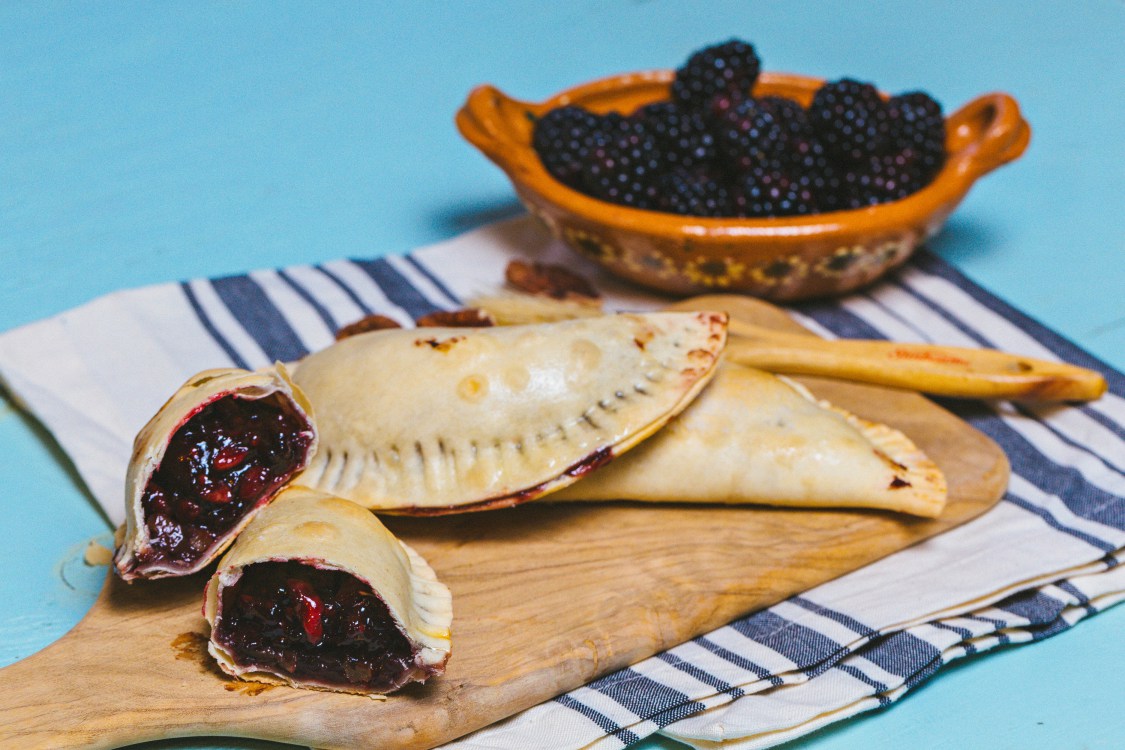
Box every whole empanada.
[291,312,727,514]
[552,363,948,517]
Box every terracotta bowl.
[456,71,1030,301]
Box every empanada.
[204,486,452,695]
[552,363,947,517]
[291,312,727,514]
[114,366,317,581]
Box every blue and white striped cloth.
[0,217,1121,749]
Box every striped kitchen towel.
[0,216,1121,749]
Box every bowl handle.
[456,85,537,170]
[945,92,1031,179]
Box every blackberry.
[532,106,604,188]
[580,118,663,209]
[808,78,890,163]
[633,101,679,122]
[856,154,913,204]
[734,165,818,217]
[671,39,761,115]
[826,150,931,210]
[757,96,814,142]
[795,151,844,210]
[886,91,946,174]
[633,102,718,171]
[656,168,733,217]
[871,148,940,200]
[789,134,831,178]
[713,97,789,175]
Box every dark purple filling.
[215,561,416,692]
[136,393,312,571]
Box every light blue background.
[1,2,1122,749]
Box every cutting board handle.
[0,605,143,748]
[0,573,215,749]
[0,644,110,749]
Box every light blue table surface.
[2,3,1122,749]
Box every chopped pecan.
[505,260,601,302]
[415,308,496,328]
[335,314,403,340]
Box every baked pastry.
[114,366,317,581]
[552,363,947,517]
[204,486,452,695]
[291,312,727,514]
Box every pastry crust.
[203,486,452,694]
[291,312,727,513]
[552,363,948,517]
[114,365,316,581]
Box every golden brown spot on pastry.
[415,335,465,352]
[570,338,603,371]
[699,311,729,328]
[687,348,717,364]
[633,327,656,350]
[502,364,531,391]
[458,374,490,402]
[875,449,909,473]
[294,521,341,543]
[315,495,367,518]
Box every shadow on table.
[927,215,1006,265]
[432,195,526,235]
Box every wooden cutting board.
[0,297,1010,750]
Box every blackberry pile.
[531,39,946,217]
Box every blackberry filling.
[136,393,312,571]
[215,561,416,692]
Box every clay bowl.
[456,71,1030,301]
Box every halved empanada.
[204,486,451,695]
[291,312,727,514]
[114,366,317,581]
[552,363,948,517]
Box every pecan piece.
[505,260,601,302]
[415,308,496,328]
[335,314,403,341]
